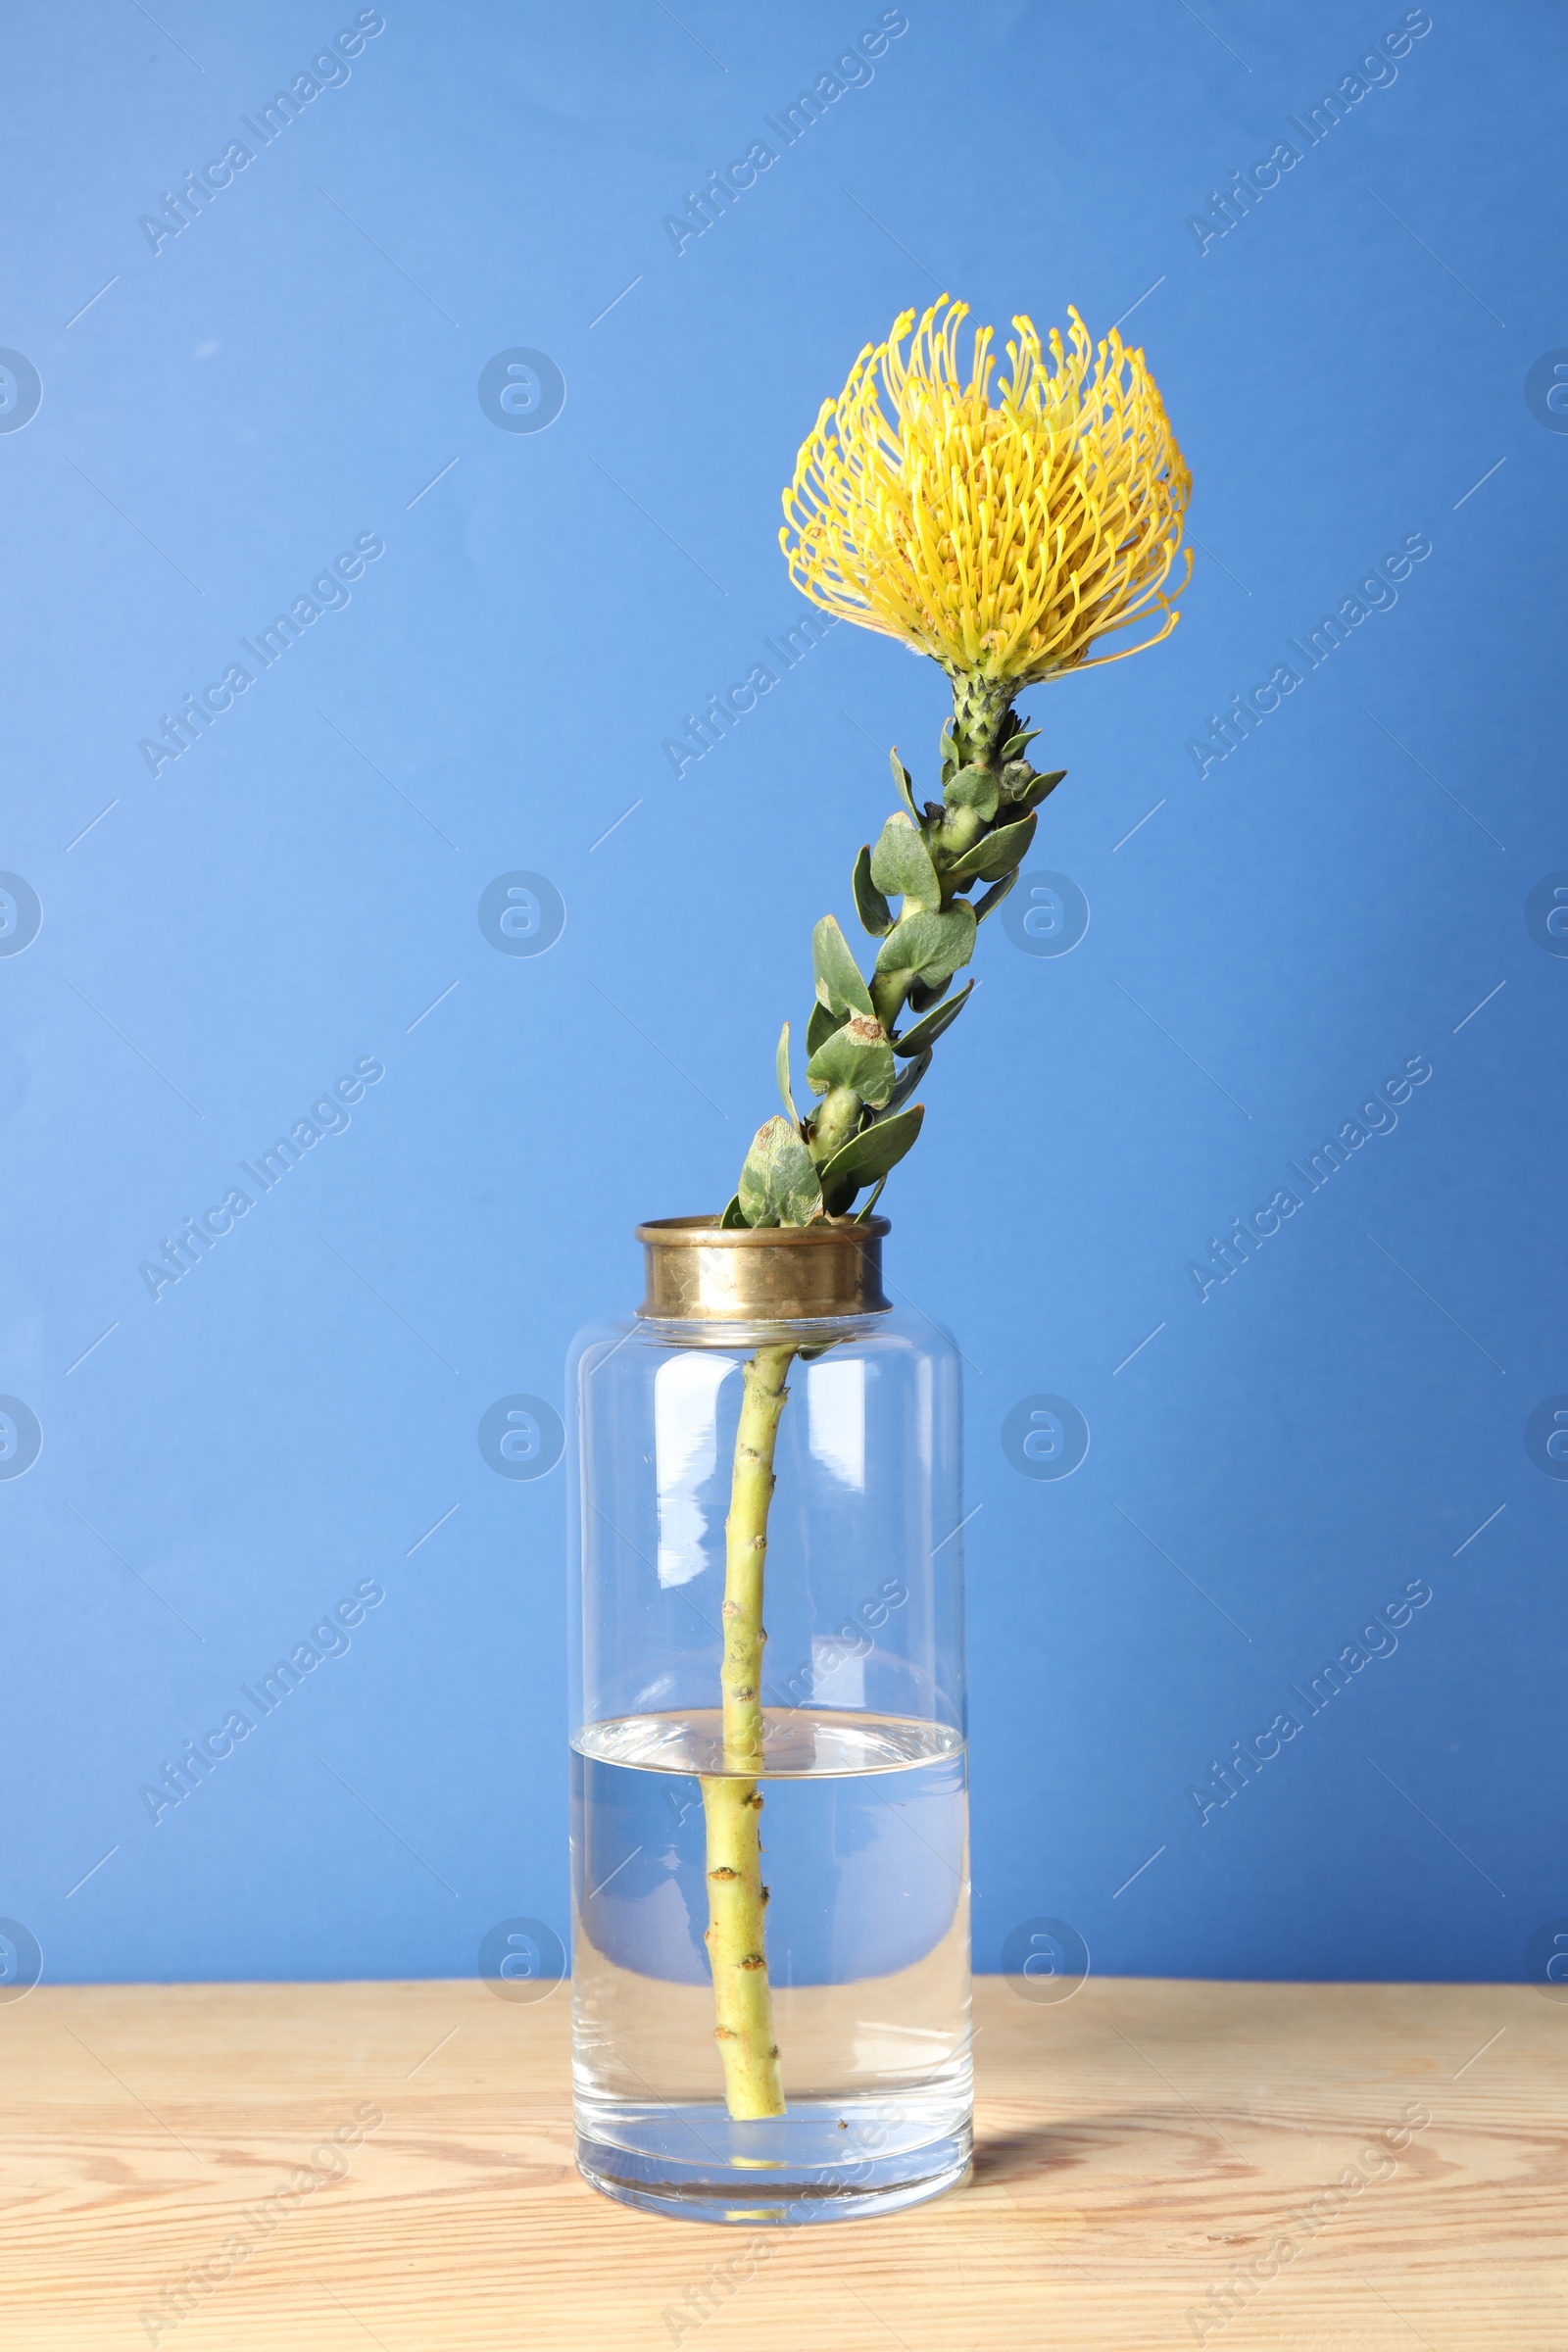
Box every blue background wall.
[4,0,1562,1988]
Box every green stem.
[808,1082,863,1168]
[933,802,987,870]
[708,670,1046,2108]
[869,970,907,1033]
[701,1341,795,2119]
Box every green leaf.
[945,764,1000,822]
[942,811,1038,884]
[938,723,957,783]
[816,1102,925,1197]
[869,813,940,911]
[874,902,977,991]
[719,1192,748,1229]
[999,725,1040,762]
[895,979,973,1058]
[1014,766,1066,810]
[853,845,894,939]
[907,971,952,1016]
[737,1115,823,1228]
[811,913,875,1020]
[774,1020,798,1126]
[974,868,1020,923]
[855,1173,890,1223]
[883,1048,930,1111]
[806,1014,895,1108]
[889,747,921,824]
[806,1000,841,1056]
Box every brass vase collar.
[635,1215,892,1321]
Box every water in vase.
[570,1707,972,2223]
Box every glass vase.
[565,1215,971,2225]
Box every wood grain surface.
[1,1976,1561,2349]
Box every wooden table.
[4,1977,1560,2348]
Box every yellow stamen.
[780,297,1193,688]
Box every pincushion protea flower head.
[780,296,1192,692]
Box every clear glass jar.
[565,1218,970,2224]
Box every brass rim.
[635,1215,892,1321]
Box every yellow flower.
[780,297,1192,688]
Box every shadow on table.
[971,2123,1098,2188]
[972,2103,1244,2190]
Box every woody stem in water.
[700,1341,795,2120]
